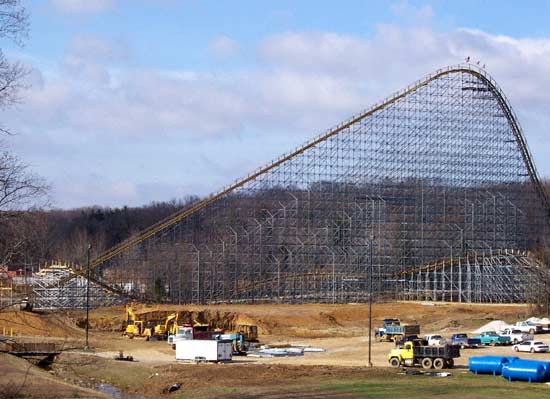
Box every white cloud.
[62,35,130,85]
[209,36,240,60]
[66,35,130,64]
[259,32,370,77]
[57,178,139,208]
[18,28,550,139]
[390,0,434,25]
[9,25,550,207]
[50,0,115,14]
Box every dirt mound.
[472,320,512,333]
[0,311,82,338]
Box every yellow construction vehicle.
[387,340,460,369]
[168,314,181,335]
[123,304,152,340]
[151,313,179,340]
[237,324,258,342]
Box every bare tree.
[0,0,29,135]
[0,151,47,211]
[0,2,48,265]
[0,210,48,265]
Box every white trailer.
[175,339,232,362]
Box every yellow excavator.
[151,312,179,340]
[123,304,152,340]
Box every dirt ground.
[0,352,111,398]
[1,301,549,398]
[73,301,536,338]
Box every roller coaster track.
[228,272,368,299]
[61,268,135,299]
[394,248,543,278]
[82,64,550,277]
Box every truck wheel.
[421,358,433,369]
[433,358,445,370]
[489,340,496,346]
[460,344,465,350]
[446,359,454,369]
[389,357,400,367]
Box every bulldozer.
[122,304,152,340]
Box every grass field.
[161,368,550,398]
[323,372,550,399]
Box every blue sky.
[4,0,550,208]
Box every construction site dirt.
[1,302,550,398]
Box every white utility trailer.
[175,339,232,362]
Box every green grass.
[172,386,243,399]
[322,372,550,399]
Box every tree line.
[1,197,199,269]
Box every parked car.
[450,333,481,349]
[500,328,533,344]
[423,334,446,346]
[474,331,511,346]
[512,340,549,353]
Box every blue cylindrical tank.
[544,362,550,381]
[502,360,546,383]
[469,356,510,375]
[506,359,550,381]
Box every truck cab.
[500,328,532,344]
[376,319,400,336]
[167,324,221,349]
[450,333,481,348]
[388,341,416,365]
[515,321,542,334]
[424,334,446,346]
[474,331,511,346]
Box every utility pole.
[85,244,91,350]
[367,234,374,367]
